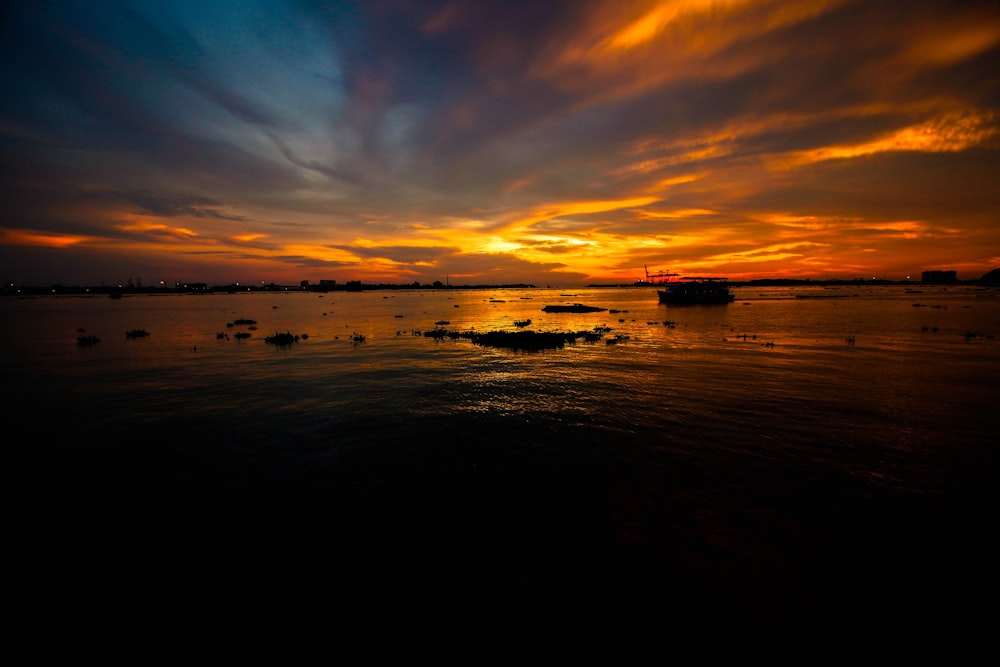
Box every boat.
[644,266,735,305]
[657,277,735,305]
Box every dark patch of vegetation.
[541,304,607,313]
[265,331,300,345]
[425,328,605,350]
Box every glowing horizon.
[2,0,998,286]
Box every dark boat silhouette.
[657,278,735,305]
[643,266,734,305]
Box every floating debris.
[542,304,607,313]
[423,328,449,339]
[77,335,100,346]
[425,328,605,350]
[232,318,257,325]
[234,332,251,340]
[514,319,532,328]
[125,329,150,338]
[265,331,299,345]
[469,330,591,350]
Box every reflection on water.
[4,285,998,460]
[3,285,998,622]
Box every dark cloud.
[119,190,246,220]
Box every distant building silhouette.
[921,270,957,284]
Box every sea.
[4,283,999,631]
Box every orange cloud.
[770,111,999,168]
[903,15,1000,66]
[533,0,844,100]
[509,196,661,229]
[116,218,199,237]
[0,229,90,248]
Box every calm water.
[5,284,999,625]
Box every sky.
[1,0,998,287]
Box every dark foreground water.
[4,285,998,629]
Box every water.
[4,285,999,625]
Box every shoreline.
[5,277,995,297]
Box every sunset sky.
[2,0,998,287]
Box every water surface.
[4,285,998,625]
